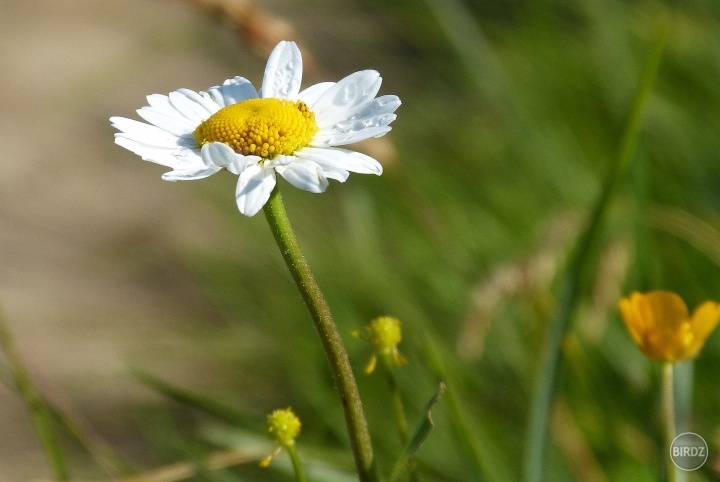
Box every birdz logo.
[670,432,708,471]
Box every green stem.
[286,443,307,482]
[380,355,419,481]
[381,355,409,445]
[663,363,676,482]
[0,301,69,480]
[263,186,378,482]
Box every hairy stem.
[263,186,378,482]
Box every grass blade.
[389,382,446,482]
[131,368,253,427]
[522,22,668,482]
[0,301,69,480]
[422,336,513,481]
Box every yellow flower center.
[194,98,318,159]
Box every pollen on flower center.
[194,98,318,158]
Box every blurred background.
[2,0,720,480]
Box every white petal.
[114,137,181,167]
[159,145,223,181]
[325,94,400,144]
[261,41,303,100]
[111,117,186,147]
[114,136,205,173]
[265,154,294,168]
[229,155,260,175]
[168,91,210,123]
[145,90,218,123]
[198,142,251,175]
[136,107,196,137]
[173,148,207,170]
[312,125,394,147]
[319,165,350,182]
[202,89,226,109]
[311,70,382,129]
[296,147,382,175]
[207,76,258,107]
[298,82,335,105]
[358,95,401,117]
[161,165,222,181]
[201,142,241,168]
[235,164,277,216]
[176,88,221,115]
[277,160,329,193]
[146,94,174,112]
[327,125,393,146]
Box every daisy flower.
[110,41,400,216]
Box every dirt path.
[0,1,240,479]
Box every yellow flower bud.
[266,407,301,446]
[367,316,403,353]
[354,316,407,374]
[260,407,302,468]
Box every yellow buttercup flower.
[618,291,720,362]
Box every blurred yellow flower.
[260,407,301,467]
[353,316,407,374]
[618,291,720,362]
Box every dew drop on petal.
[339,83,358,104]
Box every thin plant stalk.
[663,362,677,482]
[0,301,69,480]
[286,444,307,482]
[380,354,419,482]
[381,355,409,444]
[263,185,378,482]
